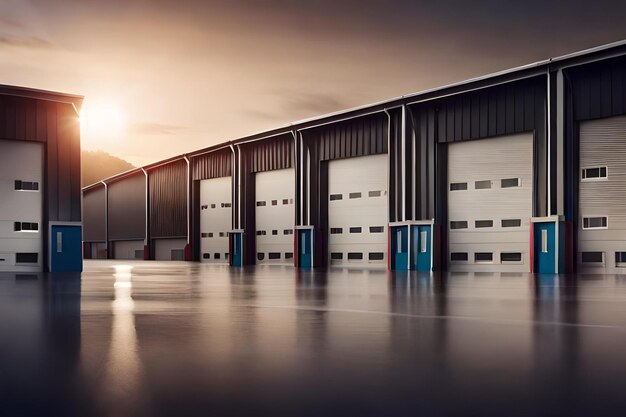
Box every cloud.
[282,92,349,116]
[128,122,190,136]
[0,34,55,49]
[244,91,352,123]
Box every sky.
[2,0,626,166]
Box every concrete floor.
[2,260,626,416]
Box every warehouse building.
[82,40,626,274]
[0,84,83,272]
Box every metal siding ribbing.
[435,78,544,143]
[309,113,388,161]
[108,173,146,240]
[149,159,186,238]
[0,96,81,222]
[569,56,626,121]
[247,134,293,173]
[82,186,106,242]
[419,76,547,218]
[192,148,232,180]
[302,113,389,267]
[409,106,438,221]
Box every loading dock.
[255,168,295,264]
[447,133,533,272]
[328,154,388,268]
[200,176,232,263]
[578,115,626,272]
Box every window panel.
[475,180,491,189]
[502,219,521,228]
[450,252,468,262]
[474,252,493,262]
[581,252,604,263]
[475,220,493,228]
[501,252,522,263]
[450,221,468,230]
[501,178,520,188]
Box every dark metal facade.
[108,172,146,241]
[0,89,82,270]
[408,76,548,267]
[190,148,232,261]
[301,114,389,266]
[0,94,82,223]
[237,134,294,264]
[149,159,187,239]
[82,185,106,242]
[192,148,232,180]
[80,41,626,271]
[562,55,626,265]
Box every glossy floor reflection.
[2,261,626,416]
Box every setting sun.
[80,99,126,139]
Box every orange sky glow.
[2,0,626,166]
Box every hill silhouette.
[81,150,135,187]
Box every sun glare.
[80,99,126,138]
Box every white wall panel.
[328,154,388,268]
[113,240,144,260]
[0,140,43,272]
[154,238,186,261]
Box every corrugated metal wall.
[568,56,626,122]
[149,159,187,238]
[0,95,81,222]
[247,134,294,172]
[301,113,390,266]
[108,173,146,241]
[434,78,544,143]
[412,76,548,219]
[82,186,106,242]
[564,55,626,268]
[236,134,294,265]
[309,114,387,161]
[0,93,81,270]
[192,148,232,180]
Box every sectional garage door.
[200,176,232,263]
[328,154,388,268]
[448,133,533,272]
[579,115,626,272]
[255,168,295,264]
[113,240,144,259]
[0,140,43,272]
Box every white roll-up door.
[154,238,186,261]
[0,140,43,272]
[255,168,295,264]
[200,176,232,263]
[113,240,144,260]
[448,133,533,272]
[579,115,626,272]
[328,154,388,268]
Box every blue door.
[535,222,555,274]
[413,225,431,272]
[392,226,409,270]
[232,233,242,267]
[50,225,82,272]
[299,229,312,268]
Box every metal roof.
[0,84,84,114]
[82,38,626,191]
